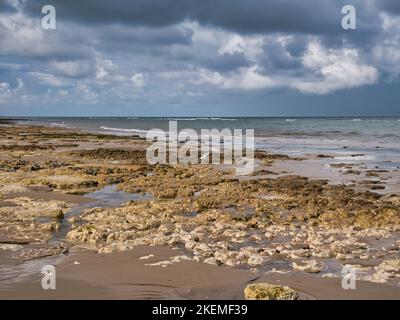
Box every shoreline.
[4,118,400,194]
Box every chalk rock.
[247,254,265,266]
[204,257,218,265]
[0,244,23,251]
[369,259,400,282]
[292,260,325,273]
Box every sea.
[3,117,400,170]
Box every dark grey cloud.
[17,0,386,70]
[199,52,251,72]
[0,0,16,12]
[24,0,191,27]
[24,0,380,36]
[97,25,193,53]
[192,0,341,35]
[260,38,304,72]
[379,0,400,15]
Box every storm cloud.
[22,0,378,35]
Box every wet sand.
[1,246,399,300]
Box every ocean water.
[9,116,400,136]
[5,117,400,168]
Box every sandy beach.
[0,121,399,300]
[2,245,400,300]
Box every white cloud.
[131,73,145,88]
[0,82,12,103]
[218,34,263,62]
[0,8,92,60]
[31,72,66,87]
[223,66,277,90]
[58,89,69,97]
[292,41,378,94]
[49,61,93,78]
[0,11,44,55]
[194,69,224,86]
[380,12,400,34]
[6,0,23,10]
[96,59,115,80]
[0,78,24,103]
[371,13,400,75]
[218,35,246,55]
[95,58,133,83]
[76,84,99,102]
[15,78,23,91]
[191,66,276,91]
[190,31,379,94]
[191,41,378,94]
[372,45,400,75]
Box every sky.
[0,0,399,117]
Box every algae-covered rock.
[49,209,64,219]
[244,283,299,300]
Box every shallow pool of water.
[55,185,152,240]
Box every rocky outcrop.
[244,283,299,300]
